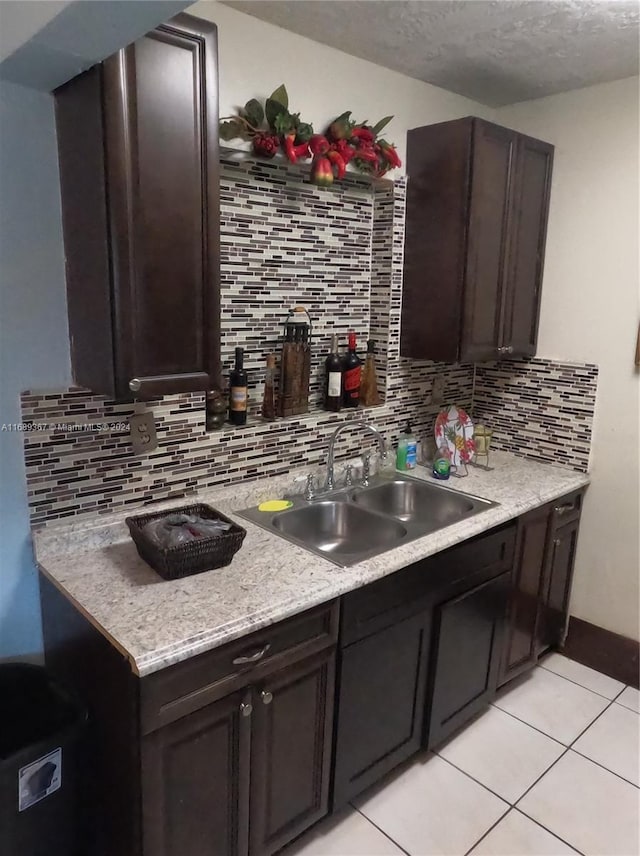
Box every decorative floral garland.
[219,84,401,187]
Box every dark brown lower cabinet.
[142,649,336,856]
[499,489,585,687]
[332,610,432,807]
[499,505,550,685]
[537,516,581,652]
[250,650,335,856]
[142,688,252,856]
[426,571,511,748]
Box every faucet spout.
[326,421,386,490]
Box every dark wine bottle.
[229,347,248,426]
[324,333,342,412]
[342,330,362,408]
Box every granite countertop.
[33,452,589,677]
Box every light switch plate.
[129,411,158,454]
[431,375,446,404]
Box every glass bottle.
[324,334,342,411]
[229,347,248,426]
[342,330,362,408]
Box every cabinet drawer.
[141,600,338,733]
[550,489,584,527]
[341,524,516,647]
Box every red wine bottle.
[324,333,342,411]
[229,347,248,426]
[342,330,362,408]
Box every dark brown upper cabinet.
[55,13,221,400]
[401,117,553,363]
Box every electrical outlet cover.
[129,411,158,454]
[432,376,446,403]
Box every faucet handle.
[304,473,316,501]
[343,464,354,487]
[362,452,372,486]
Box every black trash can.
[0,663,87,856]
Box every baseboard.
[561,616,639,689]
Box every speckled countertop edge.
[33,452,589,677]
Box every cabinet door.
[333,610,432,808]
[103,14,221,399]
[249,649,335,856]
[427,571,510,748]
[502,135,554,357]
[462,121,516,362]
[141,688,251,856]
[537,518,581,652]
[499,505,551,687]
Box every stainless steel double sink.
[238,473,498,567]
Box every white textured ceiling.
[221,0,640,106]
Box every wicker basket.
[125,503,246,580]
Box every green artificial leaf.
[371,115,393,135]
[274,112,294,135]
[266,99,287,131]
[243,98,264,128]
[269,84,289,109]
[219,119,247,141]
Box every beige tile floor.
[285,655,640,856]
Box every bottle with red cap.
[342,330,362,408]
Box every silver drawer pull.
[261,690,273,705]
[232,643,271,665]
[240,701,253,717]
[554,503,573,515]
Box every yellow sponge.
[257,500,293,512]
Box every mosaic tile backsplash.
[473,358,598,471]
[20,160,598,527]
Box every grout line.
[513,694,619,810]
[512,808,586,855]
[569,747,640,790]
[490,702,570,746]
[462,804,511,856]
[537,662,626,701]
[436,754,513,806]
[350,804,412,856]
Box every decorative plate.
[434,405,476,466]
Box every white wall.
[496,77,640,642]
[190,0,493,169]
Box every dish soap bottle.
[396,422,417,471]
[432,442,451,480]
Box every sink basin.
[272,501,407,563]
[352,479,480,525]
[237,473,498,567]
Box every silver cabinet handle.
[261,690,273,705]
[232,643,271,665]
[240,701,253,717]
[129,378,141,392]
[497,346,507,355]
[506,345,514,354]
[554,503,573,515]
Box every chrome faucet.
[325,422,386,490]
